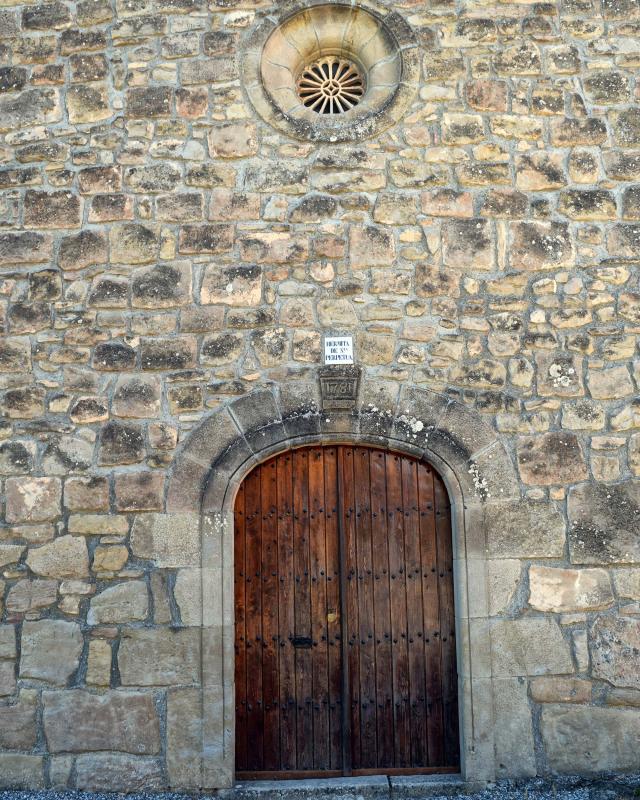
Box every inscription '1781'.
[318,365,361,410]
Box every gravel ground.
[1,776,639,800]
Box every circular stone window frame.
[241,0,421,143]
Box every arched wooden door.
[234,445,459,779]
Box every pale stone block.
[0,754,44,789]
[118,628,200,686]
[528,566,613,612]
[541,705,640,773]
[167,688,202,788]
[130,513,200,568]
[491,618,574,677]
[26,535,89,579]
[612,568,640,600]
[86,639,112,686]
[590,615,640,689]
[530,676,591,703]
[20,620,82,685]
[0,626,17,659]
[49,756,73,789]
[493,677,536,777]
[43,690,160,753]
[174,568,202,626]
[484,500,566,558]
[488,560,521,616]
[0,661,16,697]
[572,629,590,672]
[88,581,149,625]
[75,754,163,791]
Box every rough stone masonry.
[0,0,639,791]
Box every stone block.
[0,661,16,697]
[127,86,172,117]
[109,224,159,264]
[201,333,244,366]
[0,754,43,789]
[118,628,200,686]
[529,566,613,612]
[541,705,640,773]
[26,535,88,579]
[66,83,110,123]
[208,122,258,158]
[92,544,129,572]
[174,568,202,626]
[0,626,16,660]
[536,352,583,397]
[1,386,46,420]
[612,568,640,600]
[201,264,262,306]
[0,89,61,133]
[442,218,493,270]
[86,639,112,687]
[588,366,634,399]
[0,338,32,373]
[493,678,536,777]
[112,375,161,418]
[568,481,640,564]
[6,579,57,615]
[88,581,148,625]
[75,754,164,791]
[510,221,574,270]
[20,620,82,684]
[0,690,37,749]
[491,618,573,677]
[530,677,591,704]
[24,190,81,229]
[130,513,200,568]
[349,225,396,269]
[6,477,61,523]
[167,688,202,788]
[484,500,566,558]
[68,514,129,537]
[131,263,191,309]
[517,432,588,485]
[64,477,109,512]
[590,616,640,689]
[114,471,164,512]
[515,152,565,191]
[487,560,521,616]
[43,690,161,753]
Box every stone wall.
[0,0,639,790]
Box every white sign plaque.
[324,336,354,365]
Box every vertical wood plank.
[369,448,394,768]
[309,447,330,769]
[434,472,459,768]
[353,447,377,768]
[244,467,264,771]
[323,447,343,770]
[417,463,444,767]
[261,458,280,771]
[340,446,359,774]
[386,453,411,767]
[277,453,296,770]
[293,449,313,770]
[401,458,428,768]
[234,482,247,771]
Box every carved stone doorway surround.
[164,377,521,788]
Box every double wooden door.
[234,445,459,779]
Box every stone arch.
[164,381,522,788]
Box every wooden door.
[234,445,459,779]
